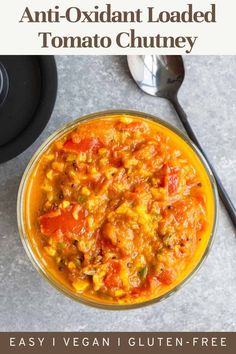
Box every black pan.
[0,55,57,163]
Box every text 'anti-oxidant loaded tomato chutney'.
[23,114,215,305]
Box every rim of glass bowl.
[17,109,219,310]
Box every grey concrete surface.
[0,56,236,331]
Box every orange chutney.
[24,115,215,305]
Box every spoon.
[127,55,236,228]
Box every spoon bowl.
[127,55,184,99]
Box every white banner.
[0,0,235,54]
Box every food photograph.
[0,55,236,331]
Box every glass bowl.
[17,110,218,309]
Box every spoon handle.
[172,98,236,229]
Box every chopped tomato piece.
[104,261,122,288]
[157,269,176,285]
[39,204,87,238]
[166,168,180,194]
[130,287,143,296]
[63,138,102,154]
[196,193,206,206]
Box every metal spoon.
[127,55,236,228]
